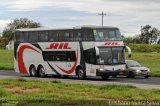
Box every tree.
[140,25,152,44]
[2,18,42,41]
[140,25,160,44]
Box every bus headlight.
[99,68,104,71]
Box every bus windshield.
[97,47,125,65]
[93,29,122,41]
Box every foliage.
[0,50,13,70]
[124,35,141,44]
[140,25,160,44]
[126,44,160,53]
[0,37,9,49]
[0,79,160,105]
[2,18,42,42]
[124,25,160,44]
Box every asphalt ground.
[0,70,160,89]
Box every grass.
[0,50,13,70]
[0,50,160,77]
[126,52,160,77]
[0,79,160,105]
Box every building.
[6,40,14,50]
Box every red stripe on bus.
[18,45,41,74]
[55,49,78,74]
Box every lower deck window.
[43,51,76,62]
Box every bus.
[14,25,131,79]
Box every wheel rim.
[40,67,45,76]
[78,69,83,78]
[31,67,36,76]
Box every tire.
[112,74,117,78]
[144,76,149,79]
[128,71,135,78]
[39,66,46,77]
[101,76,109,80]
[29,65,38,77]
[77,68,86,80]
[63,75,69,78]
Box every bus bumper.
[96,69,121,76]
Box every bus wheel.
[63,75,69,78]
[101,75,109,80]
[29,65,38,77]
[39,66,46,77]
[77,68,86,80]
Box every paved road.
[0,70,160,89]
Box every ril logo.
[46,43,71,49]
[104,42,119,46]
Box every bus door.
[65,51,76,75]
[85,49,97,76]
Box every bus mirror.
[128,54,131,58]
[125,46,132,58]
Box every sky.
[0,0,160,37]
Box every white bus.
[14,26,131,79]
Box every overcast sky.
[0,0,160,36]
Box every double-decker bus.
[14,26,131,79]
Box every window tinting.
[15,29,95,42]
[84,48,96,64]
[81,29,94,41]
[28,32,38,42]
[38,31,49,42]
[43,51,76,62]
[49,31,59,42]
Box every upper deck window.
[93,28,122,41]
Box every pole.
[98,11,106,26]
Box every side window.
[49,31,54,42]
[83,48,96,64]
[23,32,28,42]
[28,32,38,42]
[15,32,20,42]
[38,31,49,42]
[66,51,76,61]
[74,31,82,41]
[59,31,65,41]
[65,32,70,41]
[82,29,94,41]
[49,31,59,42]
[19,32,25,42]
[43,51,76,62]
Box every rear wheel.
[39,66,46,77]
[128,71,135,78]
[29,65,38,77]
[77,68,86,80]
[101,75,109,80]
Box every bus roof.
[15,25,119,32]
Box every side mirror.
[125,46,132,58]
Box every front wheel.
[127,71,135,78]
[39,66,46,77]
[101,75,109,80]
[144,76,149,79]
[77,68,86,80]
